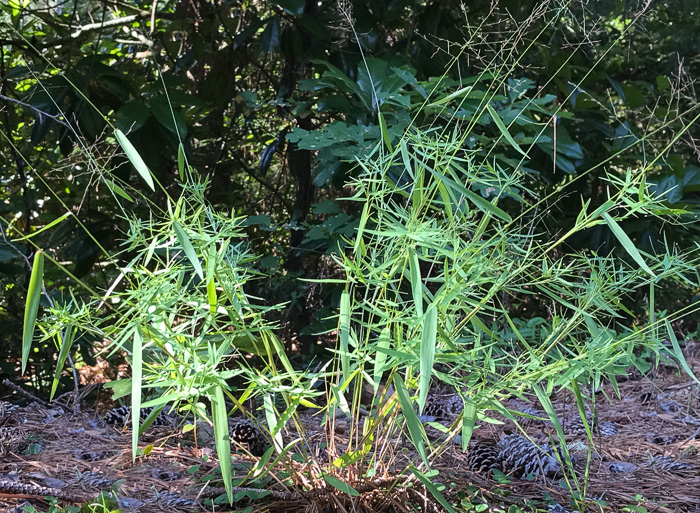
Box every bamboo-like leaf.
[601,212,655,276]
[373,326,391,395]
[353,202,370,256]
[408,247,423,318]
[172,221,204,280]
[418,306,437,412]
[486,104,527,157]
[428,86,473,107]
[393,374,429,466]
[571,379,593,439]
[131,326,143,461]
[263,394,283,451]
[409,466,458,513]
[143,236,158,268]
[665,320,700,384]
[51,324,75,400]
[207,278,217,314]
[22,250,44,374]
[323,474,360,496]
[210,386,233,503]
[427,168,511,222]
[461,400,476,451]
[115,128,155,191]
[177,143,186,180]
[105,179,134,202]
[339,290,351,383]
[13,212,70,241]
[378,111,392,152]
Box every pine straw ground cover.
[1,346,699,513]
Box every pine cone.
[103,405,175,428]
[497,434,561,478]
[0,426,29,456]
[423,394,464,419]
[560,414,617,436]
[229,418,267,456]
[652,455,697,473]
[466,442,502,473]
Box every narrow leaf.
[22,250,44,374]
[105,179,134,202]
[131,326,143,461]
[373,326,391,395]
[408,248,423,318]
[51,325,75,400]
[323,474,360,496]
[172,221,204,280]
[665,320,700,384]
[211,386,233,502]
[418,307,437,412]
[177,143,186,180]
[461,400,476,451]
[410,466,458,513]
[339,290,351,383]
[486,104,528,157]
[393,374,429,466]
[13,212,70,241]
[378,111,392,152]
[601,212,655,276]
[207,278,217,314]
[115,128,155,191]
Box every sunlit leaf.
[211,386,233,502]
[601,212,655,276]
[131,326,143,461]
[486,104,528,157]
[323,474,359,496]
[410,466,457,513]
[22,250,44,374]
[393,374,429,466]
[172,221,204,280]
[114,128,154,191]
[418,307,437,412]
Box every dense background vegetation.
[1,0,699,394]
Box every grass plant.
[16,3,700,512]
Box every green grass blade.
[418,306,437,412]
[373,326,391,395]
[665,320,700,384]
[210,385,233,503]
[172,221,204,280]
[131,326,143,461]
[339,290,351,383]
[353,202,370,256]
[105,179,134,202]
[410,466,458,513]
[115,128,155,191]
[461,399,476,451]
[601,212,655,276]
[51,324,75,400]
[22,250,44,374]
[486,104,527,157]
[408,247,423,318]
[323,474,360,496]
[378,111,392,152]
[427,168,511,222]
[12,212,70,241]
[393,374,429,467]
[177,143,186,180]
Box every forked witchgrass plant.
[319,96,700,513]
[18,3,700,512]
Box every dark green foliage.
[1,1,699,395]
